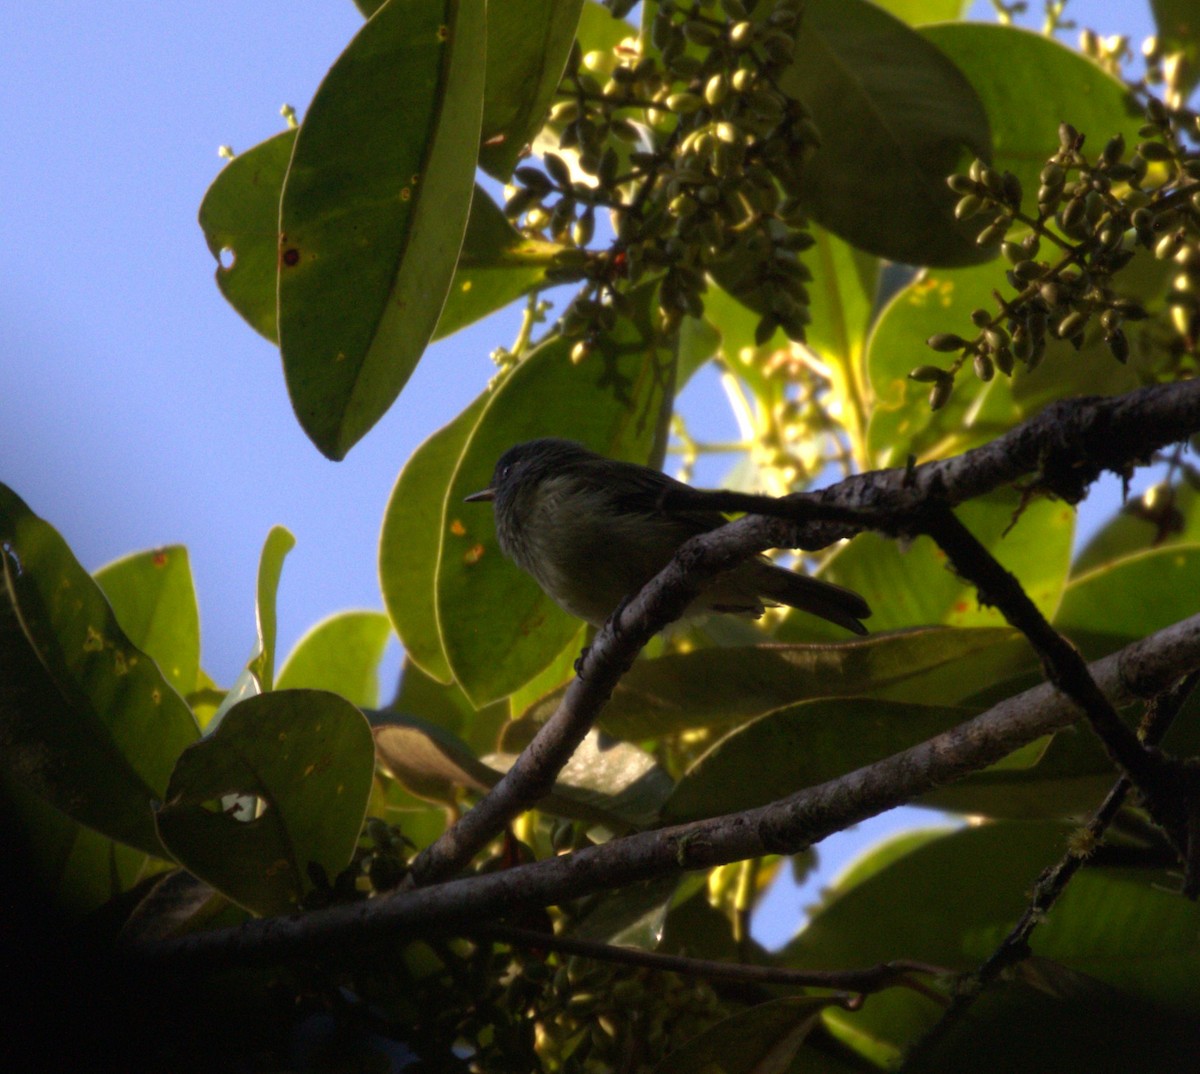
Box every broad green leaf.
[663,699,971,823]
[1054,545,1200,659]
[276,610,391,708]
[478,0,585,179]
[155,690,374,915]
[1019,863,1200,1010]
[920,24,1144,224]
[391,656,510,757]
[278,0,486,459]
[865,248,1172,469]
[799,489,1074,637]
[0,484,198,854]
[786,823,1200,1060]
[202,142,558,348]
[381,395,489,683]
[433,186,565,341]
[95,546,200,697]
[247,525,295,693]
[436,292,675,705]
[576,0,634,54]
[518,627,1032,740]
[198,129,295,342]
[873,0,968,22]
[1073,482,1200,575]
[653,996,840,1074]
[778,0,992,266]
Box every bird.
[464,438,870,635]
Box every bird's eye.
[500,464,512,480]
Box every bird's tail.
[757,564,872,636]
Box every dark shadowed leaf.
[155,690,374,915]
[653,996,843,1074]
[0,484,198,854]
[920,24,1143,221]
[518,627,1031,740]
[664,699,971,822]
[778,0,991,266]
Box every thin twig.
[466,921,948,1000]
[906,672,1200,1062]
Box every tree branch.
[908,671,1200,1060]
[411,379,1200,885]
[128,612,1200,970]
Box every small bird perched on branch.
[465,438,871,635]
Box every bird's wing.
[586,457,730,536]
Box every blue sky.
[1,0,1159,944]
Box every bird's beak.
[464,487,495,503]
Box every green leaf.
[803,226,879,422]
[375,716,667,829]
[865,248,1171,468]
[381,395,489,684]
[518,627,1031,740]
[664,699,971,823]
[1151,0,1200,97]
[786,823,1200,1061]
[478,0,584,179]
[373,713,498,804]
[247,525,295,693]
[198,129,295,342]
[94,546,201,697]
[1054,545,1200,659]
[0,484,198,854]
[436,292,675,705]
[576,0,634,54]
[0,774,168,917]
[391,656,510,757]
[920,24,1144,223]
[781,823,1074,1053]
[653,996,840,1074]
[434,186,565,341]
[490,731,673,829]
[804,488,1074,636]
[1073,482,1200,575]
[278,0,487,459]
[778,0,992,266]
[276,610,392,708]
[872,0,968,23]
[155,690,374,915]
